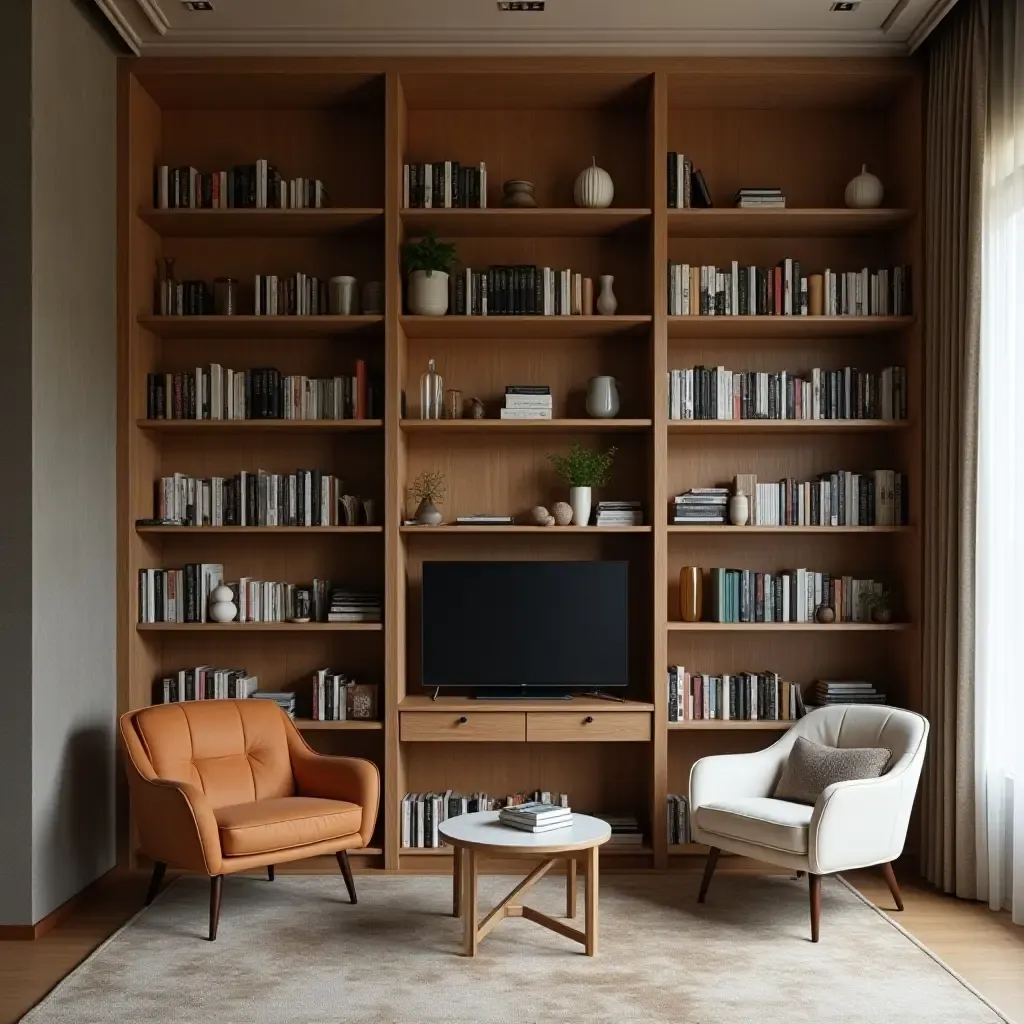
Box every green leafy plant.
[546,443,617,488]
[862,588,891,612]
[403,231,456,277]
[411,470,446,505]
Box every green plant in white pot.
[403,231,456,316]
[546,443,617,527]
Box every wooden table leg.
[566,856,577,919]
[453,846,462,918]
[462,849,478,957]
[585,846,599,956]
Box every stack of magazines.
[498,801,573,833]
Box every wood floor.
[2,866,1022,1024]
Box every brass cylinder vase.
[680,566,703,622]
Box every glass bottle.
[420,358,443,420]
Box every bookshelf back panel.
[404,336,652,420]
[159,107,385,208]
[666,236,898,275]
[665,338,912,376]
[405,106,649,208]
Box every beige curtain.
[920,0,988,898]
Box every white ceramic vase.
[728,492,750,526]
[209,585,238,623]
[573,158,615,208]
[586,376,620,418]
[596,275,617,315]
[408,270,449,316]
[569,486,592,527]
[844,164,884,209]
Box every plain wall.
[30,0,118,922]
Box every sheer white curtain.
[977,0,1024,925]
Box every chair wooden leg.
[337,850,357,904]
[880,862,904,911]
[144,861,167,906]
[208,875,223,941]
[267,865,275,882]
[697,846,720,904]
[809,873,822,943]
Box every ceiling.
[96,0,957,57]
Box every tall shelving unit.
[118,58,922,873]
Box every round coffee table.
[437,810,611,957]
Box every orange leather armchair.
[119,699,380,940]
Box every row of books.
[402,161,488,209]
[138,563,224,623]
[448,266,586,317]
[153,470,354,528]
[749,471,908,528]
[155,668,259,704]
[500,385,553,420]
[145,364,379,421]
[254,274,333,317]
[667,795,692,846]
[156,278,215,317]
[311,672,378,721]
[706,567,887,624]
[667,668,808,722]
[154,161,329,210]
[666,153,713,209]
[666,261,912,316]
[401,790,569,848]
[666,366,908,421]
[595,501,644,526]
[815,681,888,706]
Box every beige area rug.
[24,873,1010,1024]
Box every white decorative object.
[328,276,358,315]
[586,376,620,418]
[844,165,884,209]
[415,499,444,526]
[573,158,614,208]
[728,492,750,526]
[596,275,617,315]
[569,486,592,527]
[408,270,449,316]
[209,585,237,623]
[552,501,573,526]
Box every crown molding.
[907,0,959,51]
[137,0,169,35]
[93,0,141,54]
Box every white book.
[500,408,552,419]
[504,395,553,408]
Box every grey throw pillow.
[774,736,892,805]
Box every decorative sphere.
[814,605,836,624]
[529,505,551,526]
[574,158,614,208]
[552,502,573,526]
[545,516,556,527]
[209,585,238,623]
[845,164,884,209]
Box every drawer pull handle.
[584,716,594,724]
[457,716,468,724]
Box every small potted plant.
[410,470,445,526]
[863,588,894,624]
[546,443,617,527]
[403,231,456,316]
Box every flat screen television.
[421,561,629,698]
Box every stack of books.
[592,813,644,847]
[498,801,573,833]
[667,795,692,845]
[327,589,382,623]
[500,385,552,420]
[672,489,728,525]
[455,514,515,526]
[813,681,887,706]
[735,187,785,209]
[595,501,644,526]
[250,691,297,718]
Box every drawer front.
[526,711,651,742]
[400,711,526,742]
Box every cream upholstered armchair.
[689,705,929,941]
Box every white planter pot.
[569,486,593,527]
[408,270,449,316]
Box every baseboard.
[0,867,116,941]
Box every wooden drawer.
[400,711,526,742]
[526,711,651,742]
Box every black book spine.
[667,152,678,208]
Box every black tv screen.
[421,561,629,691]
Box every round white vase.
[209,585,238,623]
[844,164,884,209]
[569,486,593,527]
[408,270,449,316]
[728,492,750,526]
[573,158,614,208]
[596,276,617,315]
[586,376,620,418]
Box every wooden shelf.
[667,720,794,730]
[139,207,384,237]
[294,719,384,731]
[402,207,651,237]
[401,418,651,434]
[400,525,651,534]
[136,622,382,632]
[668,844,710,855]
[138,315,384,339]
[667,525,910,534]
[667,316,914,339]
[667,419,909,434]
[667,208,913,237]
[667,622,909,632]
[399,696,655,712]
[401,315,651,340]
[137,419,383,433]
[137,525,384,535]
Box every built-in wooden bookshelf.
[118,57,922,874]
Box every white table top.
[438,810,611,853]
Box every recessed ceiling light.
[498,2,546,11]
[181,1,214,10]
[830,2,860,9]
